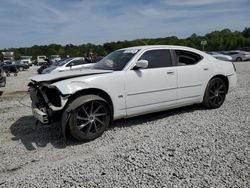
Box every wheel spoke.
[218,90,225,94]
[209,90,215,95]
[86,122,93,134]
[95,117,105,126]
[218,84,223,90]
[90,101,94,114]
[81,106,89,117]
[218,95,223,102]
[94,113,107,117]
[93,104,102,113]
[209,95,216,100]
[78,122,90,130]
[77,115,88,121]
[92,121,97,133]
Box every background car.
[29,45,237,142]
[221,51,250,61]
[21,59,32,66]
[207,51,232,61]
[3,61,29,72]
[41,57,94,74]
[14,61,29,71]
[0,62,6,87]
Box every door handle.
[167,71,174,75]
[203,67,209,71]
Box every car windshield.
[57,58,73,66]
[92,49,139,71]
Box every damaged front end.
[28,81,69,124]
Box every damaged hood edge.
[30,69,113,83]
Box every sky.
[0,0,249,48]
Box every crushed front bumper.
[32,108,49,124]
[29,82,69,124]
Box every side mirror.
[134,60,148,69]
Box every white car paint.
[30,45,237,121]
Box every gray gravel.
[0,62,249,187]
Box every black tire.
[202,78,227,109]
[236,57,242,62]
[67,95,111,141]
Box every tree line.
[1,27,250,60]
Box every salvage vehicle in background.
[206,52,232,61]
[221,51,250,62]
[0,62,6,87]
[3,61,29,72]
[37,56,47,66]
[29,45,237,142]
[41,57,94,74]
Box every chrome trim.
[127,87,177,96]
[127,84,202,96]
[126,95,201,109]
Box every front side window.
[68,59,85,66]
[92,49,139,71]
[139,49,172,68]
[175,50,202,66]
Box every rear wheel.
[202,78,227,109]
[236,57,242,62]
[68,95,111,141]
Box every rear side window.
[175,50,202,66]
[139,49,172,68]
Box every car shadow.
[9,104,210,149]
[10,116,66,150]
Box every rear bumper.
[227,73,237,92]
[0,76,6,87]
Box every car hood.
[30,69,113,83]
[41,66,57,74]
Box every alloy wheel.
[75,101,109,136]
[208,79,226,107]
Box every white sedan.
[29,45,237,141]
[42,57,94,74]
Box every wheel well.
[67,88,114,115]
[211,75,229,93]
[63,88,114,140]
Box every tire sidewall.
[203,78,226,109]
[67,95,111,141]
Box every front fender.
[52,80,91,95]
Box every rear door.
[125,49,177,116]
[174,50,212,104]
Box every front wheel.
[202,78,227,109]
[67,95,111,141]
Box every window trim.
[173,49,203,66]
[129,48,175,70]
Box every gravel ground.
[0,66,38,95]
[0,62,249,187]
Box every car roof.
[119,45,208,57]
[120,45,199,51]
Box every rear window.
[175,50,203,66]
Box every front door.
[125,49,177,116]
